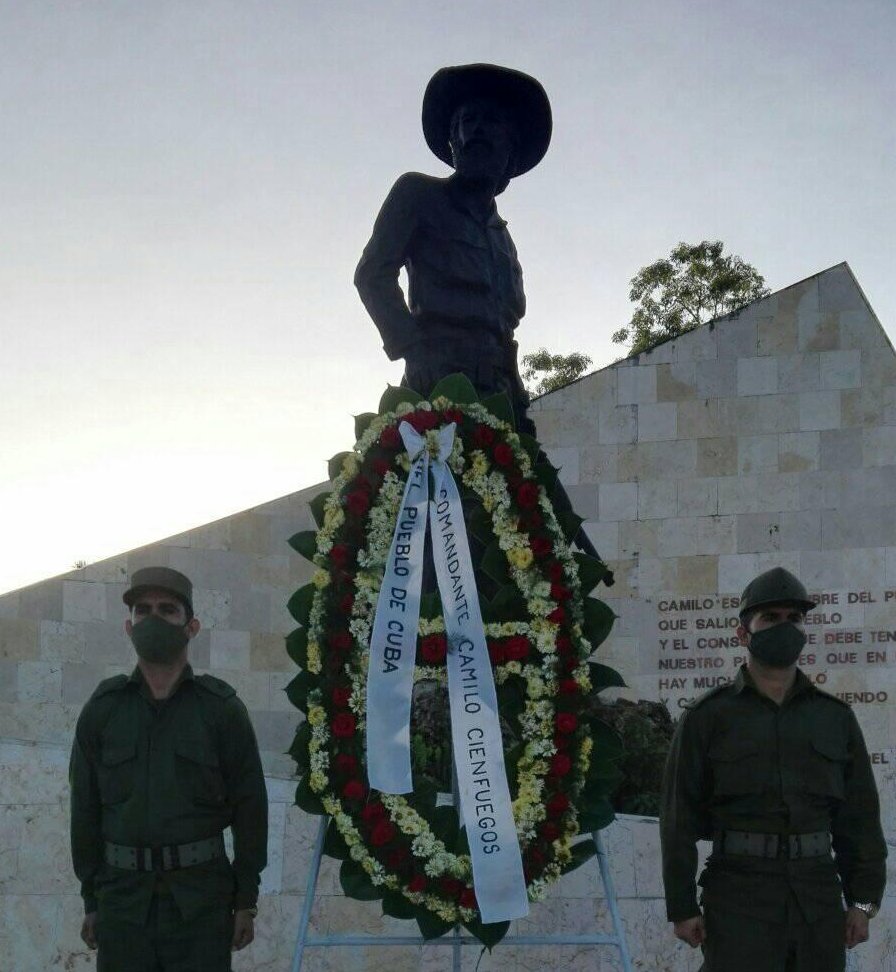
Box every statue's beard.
[452,139,510,188]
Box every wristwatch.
[851,902,878,919]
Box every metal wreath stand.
[289,814,634,971]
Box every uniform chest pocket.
[98,743,137,806]
[416,219,491,289]
[709,739,765,796]
[803,735,848,800]
[174,738,227,809]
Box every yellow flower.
[471,452,489,478]
[312,569,330,590]
[309,771,327,792]
[341,453,360,478]
[306,640,322,674]
[507,547,534,570]
[482,494,495,512]
[307,705,325,726]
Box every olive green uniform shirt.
[70,665,268,923]
[660,666,886,923]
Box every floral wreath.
[286,376,623,949]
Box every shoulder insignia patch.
[196,673,237,699]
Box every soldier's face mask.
[746,622,806,668]
[129,614,190,664]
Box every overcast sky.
[1,0,894,593]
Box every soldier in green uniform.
[69,567,268,971]
[660,566,886,971]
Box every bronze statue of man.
[355,63,551,433]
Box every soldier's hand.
[845,907,870,948]
[673,915,706,948]
[232,909,255,951]
[80,912,98,949]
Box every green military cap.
[739,566,816,618]
[123,566,193,614]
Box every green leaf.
[294,775,324,814]
[288,531,318,562]
[534,460,559,494]
[379,384,423,415]
[285,628,308,668]
[285,670,317,713]
[480,392,515,428]
[354,412,377,441]
[481,540,510,585]
[577,796,615,832]
[467,504,496,545]
[309,491,332,529]
[429,373,479,404]
[462,918,510,950]
[287,585,316,625]
[496,680,526,725]
[420,592,443,621]
[340,859,384,900]
[429,806,459,846]
[573,552,610,594]
[287,722,312,771]
[487,585,526,622]
[586,718,624,759]
[323,820,351,860]
[583,597,616,649]
[416,910,455,940]
[564,837,597,874]
[517,432,541,463]
[589,661,626,692]
[327,451,353,482]
[382,891,417,920]
[558,510,585,545]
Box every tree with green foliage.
[521,348,593,397]
[612,240,770,356]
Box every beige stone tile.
[17,662,62,703]
[74,557,129,585]
[718,394,799,435]
[62,581,107,623]
[696,437,737,478]
[778,431,820,473]
[0,592,19,620]
[637,402,678,442]
[231,511,274,555]
[655,362,697,402]
[736,356,778,396]
[676,398,720,439]
[757,311,797,355]
[798,389,842,431]
[0,742,69,804]
[598,405,637,446]
[617,364,657,406]
[252,554,294,589]
[579,445,619,484]
[231,895,304,971]
[210,629,251,670]
[737,434,779,475]
[252,631,293,673]
[10,803,73,894]
[0,893,64,972]
[0,619,39,661]
[799,310,840,352]
[619,521,659,560]
[0,702,80,746]
[39,621,87,663]
[676,478,718,518]
[675,556,718,593]
[183,517,232,550]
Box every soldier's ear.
[186,617,201,639]
[125,618,133,637]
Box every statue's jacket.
[660,665,886,923]
[355,172,526,360]
[69,665,268,922]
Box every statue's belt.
[713,829,831,860]
[104,834,225,872]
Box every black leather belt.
[104,834,225,872]
[714,830,831,860]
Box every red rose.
[547,560,564,582]
[559,678,579,696]
[328,630,353,653]
[342,779,365,801]
[371,820,396,846]
[420,633,447,664]
[346,490,370,517]
[492,443,513,466]
[408,874,427,893]
[371,458,390,477]
[441,408,464,425]
[526,847,546,869]
[550,753,572,777]
[547,792,570,815]
[547,606,566,625]
[386,847,409,870]
[471,424,495,448]
[504,635,530,661]
[555,712,578,734]
[550,582,571,602]
[332,712,357,738]
[531,536,552,558]
[379,426,401,449]
[338,592,355,615]
[488,640,506,665]
[332,685,352,708]
[329,544,352,569]
[408,409,438,432]
[440,877,463,896]
[334,753,358,774]
[361,801,386,822]
[516,481,539,509]
[458,888,477,909]
[554,733,571,751]
[541,822,561,841]
[522,509,544,531]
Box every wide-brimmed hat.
[422,63,552,177]
[123,566,193,614]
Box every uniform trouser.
[700,888,846,972]
[96,894,234,972]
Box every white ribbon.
[366,420,529,924]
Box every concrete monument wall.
[0,262,892,969]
